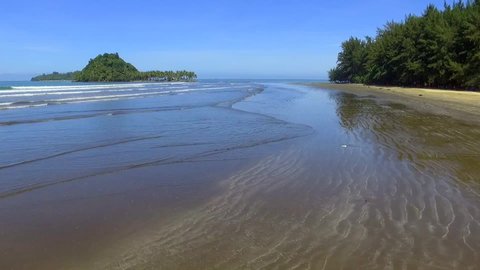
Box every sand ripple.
[105,90,480,270]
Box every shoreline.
[2,82,480,269]
[306,83,480,125]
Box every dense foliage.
[33,53,197,82]
[75,53,197,82]
[329,1,480,90]
[75,53,139,82]
[135,70,198,82]
[31,71,80,81]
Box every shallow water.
[0,82,479,269]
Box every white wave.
[1,84,197,96]
[10,81,190,91]
[0,87,249,98]
[0,88,160,98]
[3,103,49,110]
[50,86,244,103]
[0,85,195,96]
[0,85,253,110]
[8,83,149,92]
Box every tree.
[31,71,81,81]
[329,1,480,90]
[329,37,368,83]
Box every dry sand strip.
[307,83,480,125]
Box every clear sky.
[1,0,452,80]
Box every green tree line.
[135,70,198,82]
[31,71,81,81]
[329,0,480,90]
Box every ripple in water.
[0,82,479,269]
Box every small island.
[31,53,197,82]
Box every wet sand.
[107,84,480,269]
[1,82,480,269]
[308,83,480,125]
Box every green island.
[31,53,197,82]
[329,1,480,91]
[31,71,80,81]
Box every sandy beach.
[308,83,480,125]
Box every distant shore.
[307,83,480,125]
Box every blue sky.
[1,0,451,80]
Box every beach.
[1,81,480,269]
[309,83,480,125]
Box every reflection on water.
[333,91,480,186]
[1,83,479,270]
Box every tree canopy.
[31,71,80,81]
[32,53,197,82]
[75,53,139,82]
[329,0,480,90]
